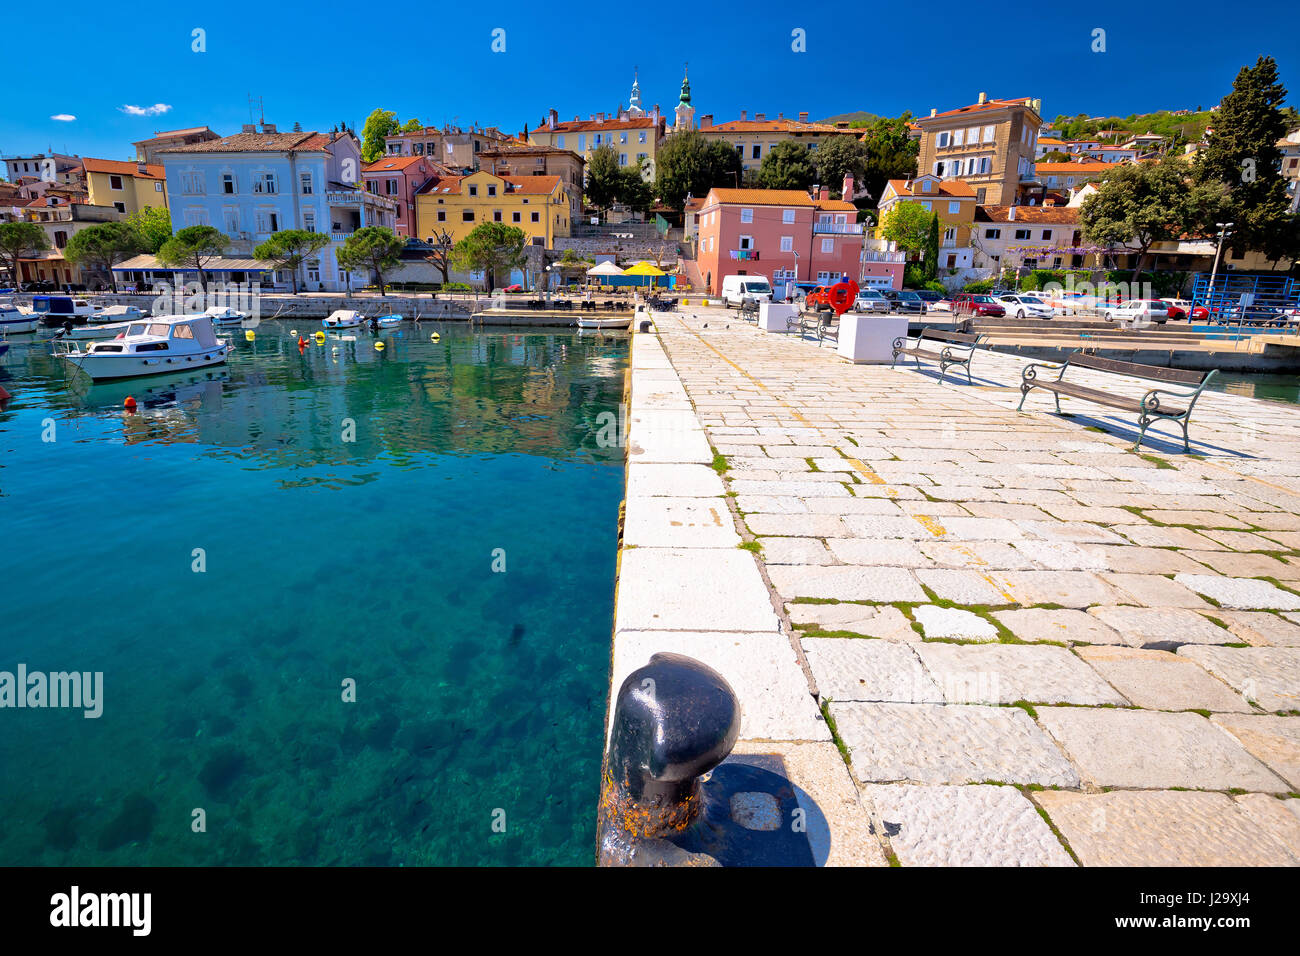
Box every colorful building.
[362,155,446,239]
[414,171,570,248]
[695,187,863,294]
[83,158,168,215]
[914,94,1043,204]
[529,110,663,180]
[132,126,220,165]
[877,175,977,270]
[382,124,517,170]
[970,205,1100,273]
[476,144,584,223]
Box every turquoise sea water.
[0,322,627,865]
[1208,372,1300,407]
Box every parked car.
[804,285,833,313]
[1104,299,1170,324]
[882,289,926,314]
[951,293,1006,318]
[721,275,773,308]
[501,284,523,293]
[996,294,1055,319]
[22,279,57,293]
[853,288,890,313]
[913,289,945,309]
[1161,298,1192,320]
[929,296,953,313]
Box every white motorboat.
[201,305,248,328]
[577,315,630,330]
[58,315,232,381]
[376,314,403,328]
[0,301,41,334]
[41,320,136,341]
[90,305,146,324]
[323,309,363,329]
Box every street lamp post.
[1207,221,1233,321]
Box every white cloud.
[119,103,172,117]
[50,114,77,122]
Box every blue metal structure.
[1190,272,1298,326]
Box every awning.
[586,261,625,276]
[112,254,276,273]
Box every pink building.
[362,155,446,238]
[696,187,864,295]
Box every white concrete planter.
[837,313,909,364]
[759,302,799,332]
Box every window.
[943,227,956,242]
[738,235,753,250]
[468,185,478,197]
[1041,229,1052,240]
[223,209,240,233]
[109,174,124,190]
[983,125,995,143]
[512,211,521,222]
[462,210,475,222]
[967,127,979,145]
[530,211,539,222]
[556,135,565,148]
[253,173,277,194]
[821,237,834,253]
[936,132,950,148]
[620,154,627,166]
[751,144,761,159]
[437,210,446,222]
[386,179,398,196]
[300,172,313,194]
[637,153,647,162]
[493,210,502,222]
[920,201,931,211]
[780,236,793,252]
[620,132,628,144]
[182,171,206,195]
[984,228,1001,239]
[1014,228,1031,240]
[578,135,585,151]
[154,182,163,192]
[948,201,960,214]
[953,129,964,146]
[638,131,647,143]
[782,209,795,223]
[740,208,753,223]
[304,212,315,233]
[307,259,320,283]
[54,230,67,248]
[979,157,991,174]
[113,201,126,213]
[487,184,496,196]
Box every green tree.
[652,131,742,210]
[1195,55,1299,263]
[0,221,50,287]
[451,222,527,292]
[585,144,622,214]
[617,165,654,215]
[63,221,142,292]
[923,212,940,282]
[156,225,229,292]
[336,225,405,295]
[360,108,400,164]
[758,140,816,191]
[253,229,332,294]
[400,118,423,133]
[878,202,932,256]
[856,115,920,206]
[1080,161,1228,280]
[125,206,172,254]
[814,136,869,196]
[422,228,456,285]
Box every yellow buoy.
[374,341,385,350]
[244,330,256,341]
[430,332,440,341]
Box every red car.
[803,285,832,312]
[951,293,1006,317]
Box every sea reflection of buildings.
[97,333,628,463]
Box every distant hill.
[820,111,881,126]
[1049,110,1215,142]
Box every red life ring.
[827,279,859,316]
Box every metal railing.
[812,222,864,235]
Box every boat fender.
[374,341,385,350]
[124,396,137,411]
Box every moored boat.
[0,301,41,334]
[58,315,232,381]
[576,315,630,330]
[323,309,363,329]
[201,306,248,328]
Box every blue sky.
[2,1,1295,166]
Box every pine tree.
[1196,56,1299,263]
[923,212,940,282]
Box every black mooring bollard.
[597,653,740,866]
[638,319,652,333]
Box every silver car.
[853,288,890,313]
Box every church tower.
[626,68,644,118]
[673,64,695,132]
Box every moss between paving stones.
[819,700,852,767]
[1022,789,1082,865]
[710,452,729,474]
[1137,453,1176,470]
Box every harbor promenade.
[611,306,1300,866]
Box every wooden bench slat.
[1069,352,1206,386]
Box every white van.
[720,275,773,308]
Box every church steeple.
[679,63,691,105]
[672,63,696,133]
[628,67,643,116]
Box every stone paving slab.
[1211,715,1300,790]
[1178,646,1300,712]
[804,638,941,703]
[1087,606,1234,648]
[766,565,927,603]
[865,784,1074,867]
[1034,707,1288,791]
[1034,790,1299,866]
[626,462,727,498]
[993,608,1126,645]
[622,497,741,548]
[616,548,781,632]
[915,643,1129,705]
[612,630,825,742]
[911,605,1000,642]
[829,702,1080,786]
[1174,574,1300,610]
[1214,611,1300,647]
[1075,646,1253,713]
[786,602,917,641]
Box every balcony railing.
[326,189,398,210]
[861,250,906,263]
[331,231,354,241]
[813,222,864,235]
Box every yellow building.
[877,175,977,270]
[697,112,862,174]
[83,157,168,215]
[414,171,569,247]
[529,111,662,180]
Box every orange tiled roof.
[885,177,976,199]
[363,156,432,172]
[705,119,854,134]
[919,98,1039,122]
[546,117,658,133]
[132,126,216,144]
[705,188,818,206]
[160,131,333,153]
[82,157,165,180]
[975,205,1079,224]
[418,174,561,196]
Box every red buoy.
[298,336,307,350]
[124,396,137,411]
[0,385,10,404]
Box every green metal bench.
[1018,351,1219,451]
[891,328,989,383]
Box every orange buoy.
[0,385,10,404]
[124,396,137,411]
[298,336,307,350]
